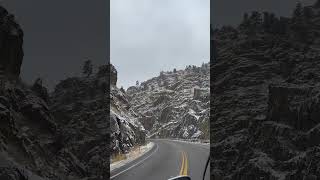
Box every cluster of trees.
[240,11,288,35]
[239,2,316,43]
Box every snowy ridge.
[127,63,210,140]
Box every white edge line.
[154,139,210,149]
[110,143,159,179]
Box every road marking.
[179,151,185,175]
[110,143,159,179]
[179,151,188,176]
[183,152,188,175]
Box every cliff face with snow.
[0,65,111,179]
[127,64,210,140]
[50,64,110,179]
[211,2,320,179]
[110,64,146,155]
[0,6,113,179]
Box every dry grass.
[111,153,127,163]
[111,146,143,164]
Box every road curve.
[110,139,210,180]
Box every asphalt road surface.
[110,139,210,180]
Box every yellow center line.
[183,152,188,175]
[179,151,188,176]
[179,151,185,175]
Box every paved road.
[110,139,210,180]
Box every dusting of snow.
[110,142,155,172]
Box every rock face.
[0,6,23,79]
[110,64,146,155]
[0,64,111,179]
[127,64,210,139]
[50,64,110,179]
[0,81,58,180]
[0,6,112,179]
[211,2,320,179]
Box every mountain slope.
[110,64,146,156]
[211,2,320,179]
[127,64,210,140]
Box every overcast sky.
[211,0,317,27]
[1,0,108,90]
[111,0,210,89]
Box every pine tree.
[120,86,125,93]
[173,68,177,73]
[136,80,139,86]
[263,12,270,31]
[250,11,262,27]
[82,60,93,77]
[240,12,249,29]
[293,2,303,20]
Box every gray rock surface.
[110,64,146,155]
[0,6,23,80]
[211,2,320,179]
[127,64,210,139]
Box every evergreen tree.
[136,80,139,86]
[263,12,270,31]
[293,2,303,20]
[240,12,249,29]
[82,60,93,77]
[173,68,177,73]
[32,78,49,102]
[120,86,125,93]
[250,11,262,27]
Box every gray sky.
[211,0,317,27]
[1,0,108,90]
[111,0,210,89]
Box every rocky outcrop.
[0,5,112,180]
[110,64,146,155]
[50,64,109,179]
[31,78,49,103]
[0,6,23,79]
[127,64,210,139]
[211,2,320,179]
[110,64,117,86]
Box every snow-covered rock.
[211,2,320,179]
[110,64,146,155]
[127,63,209,140]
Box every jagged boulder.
[0,6,23,80]
[31,78,49,103]
[110,64,117,86]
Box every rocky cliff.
[0,66,111,179]
[110,64,146,155]
[0,5,113,179]
[50,64,110,179]
[211,2,320,179]
[0,6,23,80]
[127,64,210,139]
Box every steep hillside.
[0,66,111,179]
[0,5,112,179]
[110,64,146,155]
[127,64,210,139]
[211,2,320,179]
[50,64,110,179]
